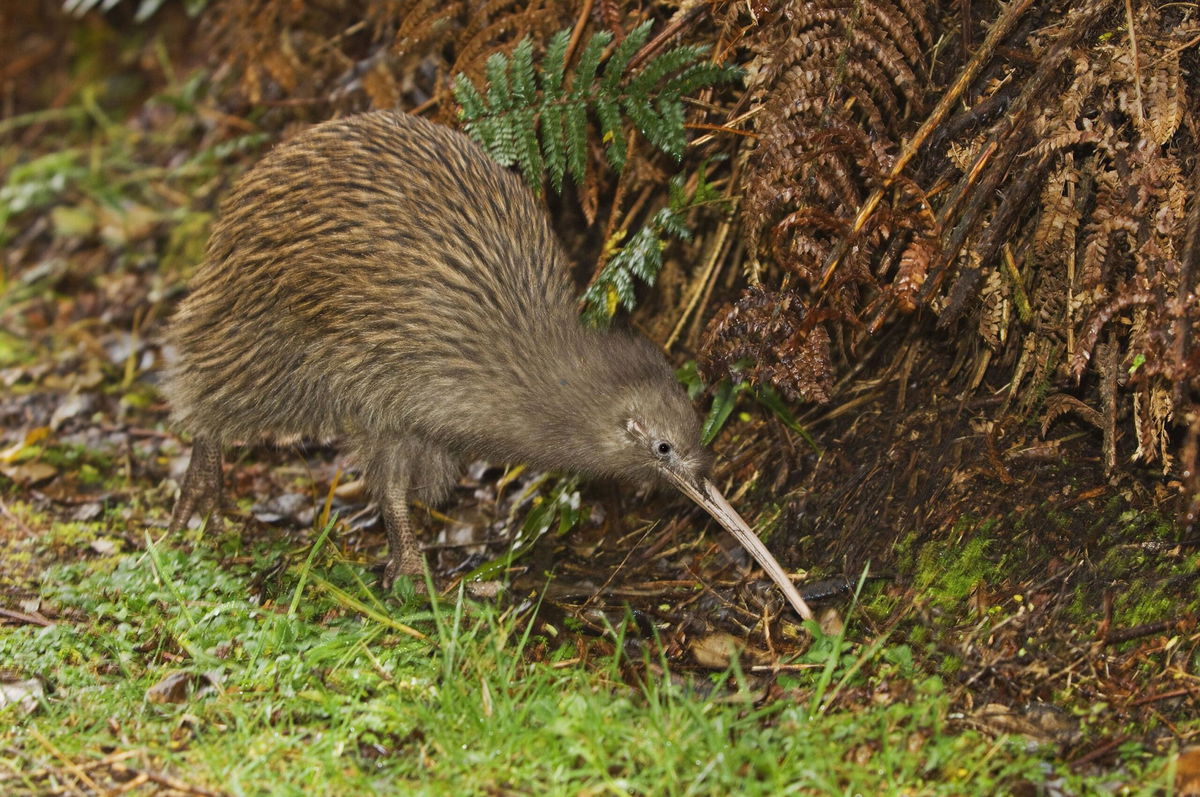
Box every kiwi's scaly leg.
[167,436,225,534]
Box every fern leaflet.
[454,22,742,191]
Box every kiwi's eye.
[655,441,673,457]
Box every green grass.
[0,527,1174,795]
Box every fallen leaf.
[818,607,844,636]
[0,461,57,485]
[90,538,118,555]
[333,478,365,500]
[0,426,51,463]
[73,502,104,522]
[0,679,44,715]
[147,671,194,704]
[50,393,93,429]
[691,633,741,669]
[1178,746,1200,796]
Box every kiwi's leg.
[167,436,226,534]
[380,476,425,588]
[358,438,426,588]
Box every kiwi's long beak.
[667,474,815,622]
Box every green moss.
[1112,585,1175,629]
[939,654,964,677]
[912,521,1001,611]
[39,443,114,473]
[43,520,103,551]
[0,329,36,368]
[78,463,103,485]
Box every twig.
[0,607,53,627]
[1130,687,1199,707]
[579,523,657,612]
[564,0,597,66]
[0,494,35,537]
[1069,734,1131,770]
[1123,0,1145,126]
[689,105,764,148]
[1102,617,1184,645]
[0,749,139,784]
[27,728,101,795]
[665,218,732,350]
[627,4,706,72]
[109,764,225,796]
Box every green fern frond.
[564,101,588,186]
[454,74,487,118]
[510,39,538,106]
[453,24,742,190]
[594,95,625,170]
[515,107,543,183]
[540,102,567,189]
[581,173,701,327]
[662,62,739,98]
[601,21,653,94]
[540,29,571,98]
[484,52,513,111]
[570,31,612,97]
[628,45,711,98]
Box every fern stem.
[626,5,705,72]
[666,217,732,351]
[683,121,760,140]
[564,0,596,66]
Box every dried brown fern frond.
[374,0,463,63]
[911,0,1200,476]
[700,285,835,404]
[735,0,931,290]
[698,0,934,391]
[204,0,573,119]
[205,0,356,108]
[450,0,571,85]
[709,0,1200,500]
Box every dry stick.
[579,523,657,613]
[814,0,1037,292]
[0,751,140,785]
[107,763,224,797]
[1123,0,1145,126]
[1100,334,1120,475]
[110,772,151,794]
[564,0,597,66]
[1069,734,1131,770]
[0,607,53,626]
[665,219,732,350]
[626,4,707,72]
[27,728,100,795]
[926,131,1029,320]
[684,236,735,349]
[0,494,34,537]
[934,140,998,233]
[689,105,764,148]
[1131,687,1199,707]
[931,145,1048,326]
[1171,159,1200,407]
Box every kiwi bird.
[164,110,813,622]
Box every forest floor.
[2,4,1198,795]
